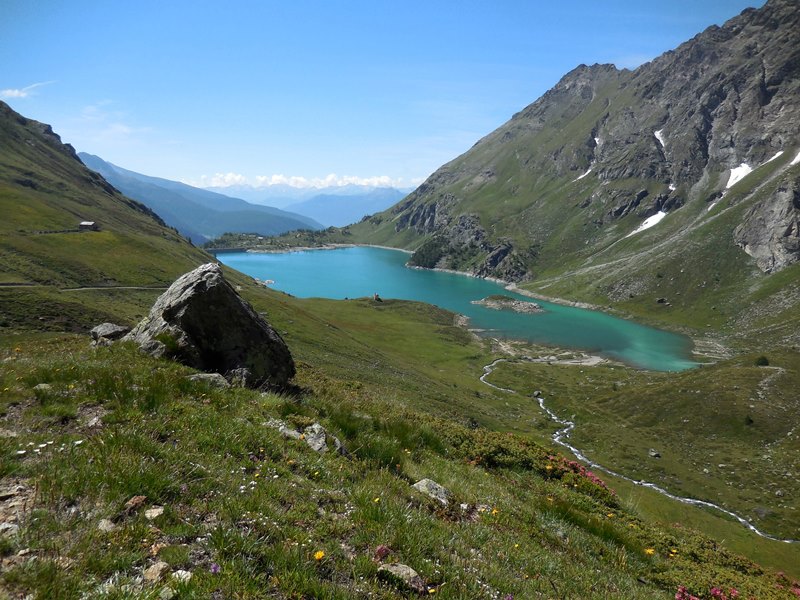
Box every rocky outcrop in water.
[124,263,295,388]
[472,295,543,314]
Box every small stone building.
[79,221,99,231]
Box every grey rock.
[648,449,661,458]
[734,175,800,273]
[98,518,117,533]
[172,570,192,583]
[90,323,130,345]
[264,419,347,455]
[187,373,231,389]
[227,367,251,388]
[377,563,427,594]
[123,263,295,388]
[159,587,176,600]
[303,423,347,455]
[412,478,451,506]
[266,418,302,440]
[304,423,329,453]
[32,383,51,392]
[0,522,19,536]
[144,506,164,520]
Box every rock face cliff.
[356,0,800,293]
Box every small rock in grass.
[159,586,176,600]
[266,418,302,440]
[145,506,165,520]
[648,449,661,458]
[0,523,19,536]
[143,560,170,583]
[98,519,117,533]
[304,423,348,455]
[412,478,451,506]
[90,323,130,345]
[377,563,427,594]
[187,373,231,389]
[172,570,192,583]
[32,383,52,392]
[304,423,329,453]
[125,495,148,512]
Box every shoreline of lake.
[258,243,629,313]
[218,245,699,371]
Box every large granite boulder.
[124,263,295,388]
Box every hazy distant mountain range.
[206,183,411,227]
[78,154,323,244]
[282,188,407,227]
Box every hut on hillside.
[79,221,99,231]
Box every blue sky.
[1,0,762,189]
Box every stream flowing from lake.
[480,358,797,543]
[218,246,697,371]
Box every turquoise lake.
[218,246,697,372]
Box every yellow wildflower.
[491,508,499,515]
[314,550,325,561]
[373,497,381,503]
[644,548,656,556]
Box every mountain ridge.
[79,153,323,244]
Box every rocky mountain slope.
[349,0,800,340]
[79,153,323,244]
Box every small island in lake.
[472,294,544,314]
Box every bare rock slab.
[124,263,295,388]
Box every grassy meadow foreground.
[2,274,800,599]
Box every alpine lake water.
[218,246,697,372]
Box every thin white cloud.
[0,81,56,99]
[198,172,249,187]
[193,172,414,189]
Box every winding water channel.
[480,358,797,544]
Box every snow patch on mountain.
[626,211,667,238]
[654,129,665,149]
[726,163,752,189]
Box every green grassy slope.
[0,101,212,331]
[3,317,800,598]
